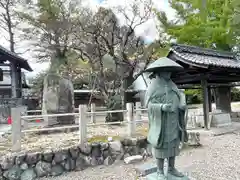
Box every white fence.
[10,102,199,153]
[11,102,147,152]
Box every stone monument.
[144,57,189,180]
[42,74,75,126]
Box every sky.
[0,0,175,79]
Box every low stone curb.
[0,137,152,180]
[0,131,201,180]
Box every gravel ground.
[0,122,150,155]
[39,131,240,180]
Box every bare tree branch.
[68,0,155,105]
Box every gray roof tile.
[170,44,240,68]
[0,45,33,71]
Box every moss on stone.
[87,135,122,143]
[136,127,148,136]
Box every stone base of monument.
[211,112,232,127]
[146,172,190,180]
[195,110,232,128]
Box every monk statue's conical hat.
[144,57,183,73]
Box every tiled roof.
[169,44,240,69]
[0,45,33,71]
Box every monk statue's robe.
[145,72,188,179]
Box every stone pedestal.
[0,98,22,124]
[146,172,190,180]
[135,163,158,176]
[135,162,193,179]
[42,74,75,126]
[211,112,231,127]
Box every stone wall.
[0,137,151,180]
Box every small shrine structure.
[168,43,240,129]
[0,45,32,123]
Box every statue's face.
[158,72,171,80]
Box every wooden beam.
[0,63,10,66]
[178,84,201,89]
[177,82,236,89]
[207,83,232,87]
[208,75,240,82]
[208,87,212,112]
[0,55,9,61]
[174,73,240,84]
[173,74,206,84]
[201,79,210,130]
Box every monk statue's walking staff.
[165,85,170,179]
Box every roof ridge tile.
[171,43,236,59]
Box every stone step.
[135,162,157,176]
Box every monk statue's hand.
[179,104,186,110]
[162,103,172,112]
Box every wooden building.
[168,43,240,129]
[0,45,32,123]
[0,45,32,98]
[0,69,30,98]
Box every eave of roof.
[169,43,240,69]
[0,45,33,72]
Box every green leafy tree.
[155,0,235,110]
[155,0,234,51]
[185,89,202,104]
[28,71,47,98]
[231,87,240,101]
[18,0,81,73]
[231,0,240,52]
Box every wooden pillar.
[207,87,212,112]
[79,104,87,144]
[10,63,17,98]
[16,67,22,98]
[201,79,209,130]
[11,107,22,152]
[90,103,96,124]
[126,103,134,137]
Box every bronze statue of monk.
[144,58,188,179]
